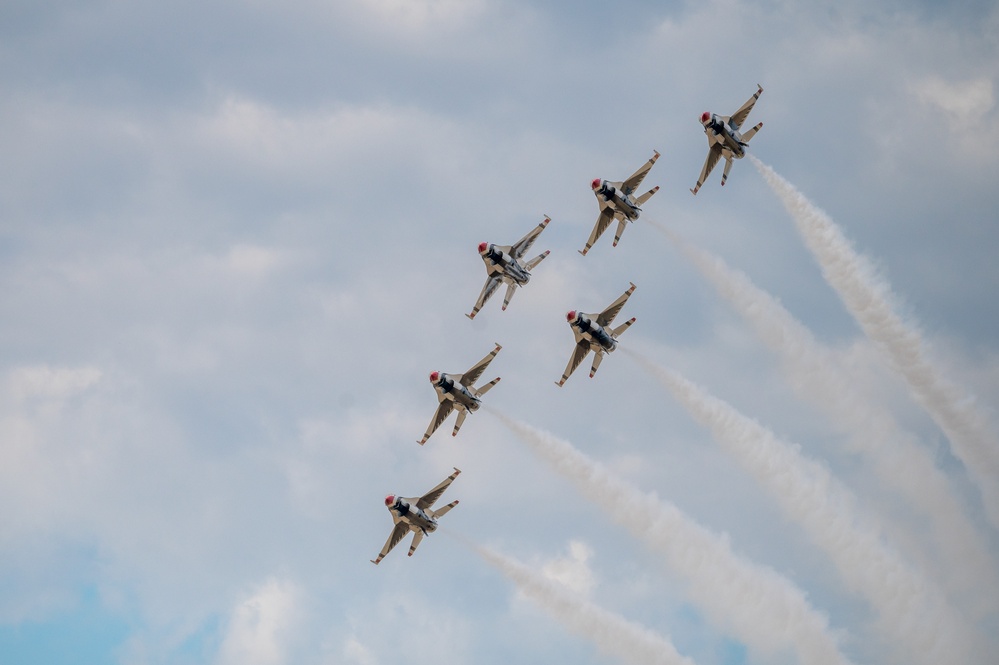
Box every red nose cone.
[566,310,577,322]
[429,371,439,382]
[384,495,395,506]
[700,111,711,123]
[478,242,488,253]
[591,178,601,190]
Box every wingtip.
[494,342,502,351]
[417,438,427,445]
[466,312,475,319]
[542,215,551,224]
[554,380,564,387]
[578,249,587,256]
[453,467,462,474]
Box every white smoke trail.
[653,227,999,615]
[470,543,697,665]
[751,155,999,529]
[485,407,856,665]
[626,348,987,665]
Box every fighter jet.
[370,467,461,564]
[418,343,502,445]
[556,283,637,386]
[467,215,552,319]
[580,151,660,256]
[690,85,764,194]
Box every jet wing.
[621,150,660,194]
[460,343,502,387]
[581,208,615,255]
[557,341,591,386]
[510,215,551,259]
[371,522,410,564]
[730,84,763,130]
[419,401,455,445]
[417,467,461,510]
[469,275,503,318]
[596,282,637,327]
[692,146,722,195]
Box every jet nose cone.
[478,242,488,253]
[429,371,440,383]
[700,111,711,124]
[590,178,601,190]
[384,495,395,506]
[566,310,577,322]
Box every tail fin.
[741,121,763,143]
[525,249,550,271]
[611,317,636,338]
[475,377,501,398]
[430,499,459,519]
[636,185,659,206]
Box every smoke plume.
[626,348,987,665]
[752,155,999,529]
[471,543,697,665]
[655,227,999,614]
[486,407,855,665]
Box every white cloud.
[6,365,103,402]
[342,637,379,665]
[216,577,301,665]
[541,540,597,597]
[912,76,995,123]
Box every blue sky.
[1,1,998,664]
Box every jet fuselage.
[482,245,530,285]
[387,497,438,534]
[574,314,617,353]
[703,114,746,159]
[435,373,481,412]
[594,181,641,221]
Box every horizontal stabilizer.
[742,121,763,143]
[611,317,636,338]
[431,499,459,519]
[452,410,468,437]
[589,351,604,378]
[475,377,501,397]
[612,218,628,247]
[636,185,659,206]
[525,249,550,271]
[408,531,424,557]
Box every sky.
[1,0,998,664]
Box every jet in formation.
[467,216,552,319]
[580,151,660,255]
[690,85,764,194]
[370,467,461,564]
[556,283,637,386]
[418,343,502,444]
